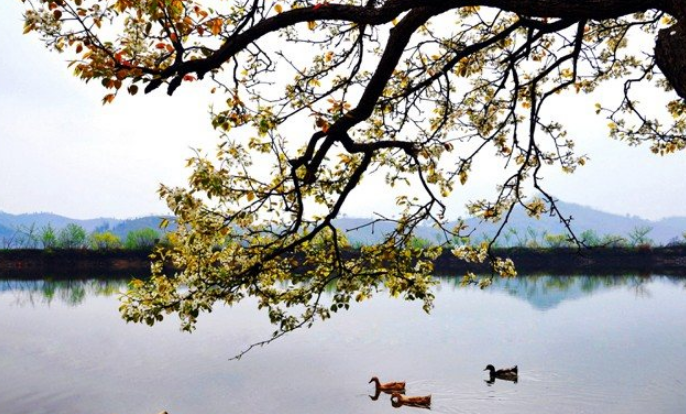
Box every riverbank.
[435,245,686,275]
[0,249,152,279]
[2,246,686,279]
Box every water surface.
[1,275,685,414]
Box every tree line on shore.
[400,225,686,252]
[3,220,686,252]
[1,223,162,250]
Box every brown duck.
[369,376,406,393]
[484,364,518,383]
[390,392,432,408]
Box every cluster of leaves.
[22,0,686,355]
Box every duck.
[390,392,431,408]
[369,376,406,393]
[484,364,518,383]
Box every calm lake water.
[1,275,685,414]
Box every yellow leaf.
[275,4,283,13]
[246,191,255,202]
[307,21,316,30]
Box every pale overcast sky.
[1,1,685,221]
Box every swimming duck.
[484,364,518,383]
[369,376,406,393]
[390,392,431,408]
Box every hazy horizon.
[3,198,686,223]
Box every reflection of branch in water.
[0,279,129,308]
[631,283,652,299]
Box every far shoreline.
[2,245,686,279]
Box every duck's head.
[390,393,402,407]
[484,364,496,373]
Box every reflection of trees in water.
[496,275,654,307]
[439,274,684,310]
[0,274,682,308]
[508,275,649,295]
[0,279,128,307]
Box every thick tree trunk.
[656,21,686,100]
[655,1,686,100]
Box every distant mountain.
[1,200,686,247]
[0,211,170,247]
[461,201,686,245]
[331,217,442,244]
[0,211,121,233]
[333,201,686,246]
[109,216,174,239]
[0,223,14,240]
[462,201,686,246]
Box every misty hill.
[108,216,175,239]
[0,211,171,247]
[0,211,121,233]
[459,201,686,246]
[0,223,14,240]
[333,201,686,246]
[2,201,686,247]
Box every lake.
[1,275,685,414]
